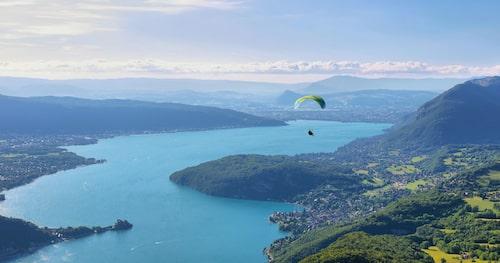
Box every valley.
[171,77,500,262]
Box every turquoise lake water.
[0,120,390,263]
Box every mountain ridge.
[384,76,500,147]
[305,75,466,94]
[0,94,285,135]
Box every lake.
[0,120,390,263]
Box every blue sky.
[0,0,499,82]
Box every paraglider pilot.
[294,95,325,137]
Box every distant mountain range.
[168,76,500,263]
[0,76,466,102]
[0,95,284,135]
[170,76,500,202]
[304,75,466,94]
[385,76,500,147]
[276,89,437,110]
[0,75,471,125]
[271,89,438,123]
[0,77,305,99]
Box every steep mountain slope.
[385,76,500,147]
[0,95,285,135]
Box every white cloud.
[0,0,242,38]
[1,59,499,80]
[79,0,243,14]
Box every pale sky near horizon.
[1,0,500,83]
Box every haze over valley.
[1,1,499,263]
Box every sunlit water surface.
[1,120,390,263]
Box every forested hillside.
[385,77,500,147]
[0,95,284,135]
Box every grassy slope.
[272,162,500,263]
[301,232,433,263]
[423,246,490,263]
[465,197,496,211]
[270,191,464,262]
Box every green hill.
[300,232,433,263]
[385,77,500,147]
[269,191,464,262]
[269,161,500,263]
[170,155,356,201]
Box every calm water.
[0,121,390,263]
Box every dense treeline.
[414,211,499,261]
[171,154,357,201]
[301,232,433,263]
[0,215,132,261]
[0,216,53,258]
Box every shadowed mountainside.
[0,95,285,135]
[384,76,500,147]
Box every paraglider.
[294,95,326,109]
[294,95,326,137]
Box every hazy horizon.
[1,0,500,82]
[1,2,500,262]
[0,74,472,84]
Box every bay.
[0,120,390,263]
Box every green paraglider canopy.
[294,95,326,109]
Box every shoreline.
[0,120,389,263]
[0,122,289,196]
[0,219,133,263]
[2,118,386,196]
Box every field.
[478,169,500,187]
[411,155,427,163]
[405,179,430,191]
[423,246,489,263]
[464,196,496,211]
[0,153,26,158]
[386,164,420,175]
[440,228,456,234]
[442,150,477,168]
[363,184,393,197]
[354,169,369,175]
[362,177,385,187]
[487,169,500,181]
